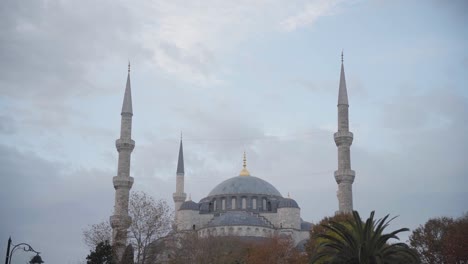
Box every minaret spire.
[121,62,133,115]
[334,53,355,214]
[173,135,187,218]
[110,64,136,261]
[338,52,348,106]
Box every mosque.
[109,55,356,261]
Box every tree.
[167,232,249,264]
[86,241,115,264]
[129,192,173,264]
[83,191,173,264]
[311,211,419,264]
[442,213,468,263]
[410,213,468,264]
[305,213,353,263]
[245,236,307,264]
[84,222,113,250]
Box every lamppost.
[4,237,44,264]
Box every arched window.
[231,197,236,209]
[213,200,217,211]
[222,198,226,210]
[192,224,196,230]
[242,197,247,209]
[263,198,267,210]
[252,198,257,209]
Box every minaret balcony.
[110,215,132,229]
[334,169,355,184]
[115,138,135,151]
[113,176,134,189]
[334,131,353,145]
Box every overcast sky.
[1,0,467,263]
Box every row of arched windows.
[209,197,271,212]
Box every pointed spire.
[338,52,349,105]
[239,151,250,176]
[177,135,184,175]
[122,62,133,114]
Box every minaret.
[110,63,135,261]
[334,52,355,214]
[173,135,187,216]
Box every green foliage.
[306,213,353,263]
[86,240,115,264]
[310,211,419,264]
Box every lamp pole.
[4,237,44,264]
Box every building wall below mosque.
[177,211,309,246]
[277,208,301,229]
[259,212,278,227]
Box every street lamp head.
[29,254,44,264]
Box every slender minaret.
[334,52,355,214]
[110,63,135,261]
[173,135,187,217]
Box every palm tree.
[310,211,419,264]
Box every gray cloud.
[0,144,114,264]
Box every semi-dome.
[179,200,199,211]
[278,198,299,208]
[207,211,272,227]
[208,175,282,197]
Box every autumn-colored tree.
[409,216,453,263]
[442,213,468,263]
[410,213,468,264]
[167,232,249,264]
[245,236,307,264]
[305,212,353,263]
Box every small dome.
[179,200,199,211]
[208,176,282,197]
[278,198,299,208]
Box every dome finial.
[239,151,250,176]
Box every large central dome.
[208,175,282,197]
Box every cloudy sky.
[1,0,467,263]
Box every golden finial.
[239,151,250,176]
[128,60,131,73]
[341,50,344,63]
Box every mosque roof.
[179,200,199,210]
[207,211,272,228]
[278,198,299,208]
[208,175,282,197]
